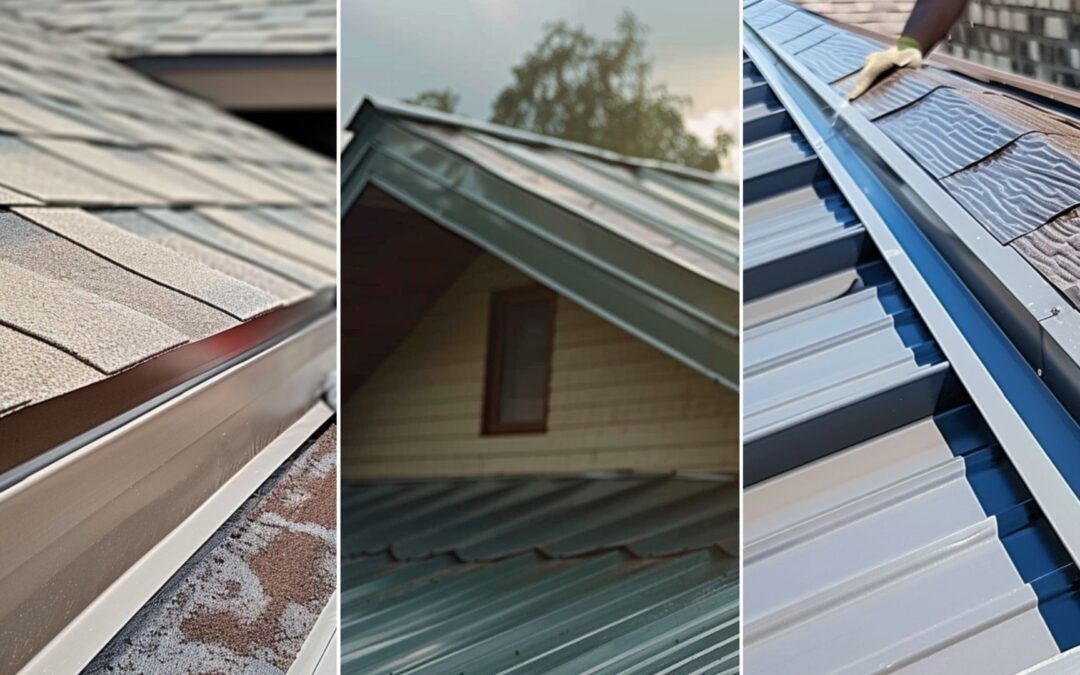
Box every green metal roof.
[341,474,740,674]
[341,98,740,389]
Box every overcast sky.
[341,0,741,172]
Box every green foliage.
[405,88,460,113]
[490,12,723,171]
[714,130,734,161]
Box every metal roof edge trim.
[346,97,738,187]
[389,120,739,285]
[341,118,739,389]
[748,9,1080,420]
[17,404,334,675]
[0,315,335,673]
[343,114,739,297]
[0,288,336,487]
[286,592,338,675]
[1020,645,1080,674]
[745,28,1080,567]
[757,5,1080,417]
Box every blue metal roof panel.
[741,14,1080,669]
[341,475,739,674]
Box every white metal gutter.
[1,314,335,674]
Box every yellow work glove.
[847,42,923,100]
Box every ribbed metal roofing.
[743,2,1080,670]
[341,475,739,674]
[342,98,740,389]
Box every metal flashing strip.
[1021,646,1080,674]
[745,23,1080,583]
[287,594,338,675]
[0,314,334,674]
[341,111,739,389]
[0,289,335,487]
[17,403,333,675]
[347,97,738,188]
[749,4,1080,417]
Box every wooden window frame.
[482,285,556,435]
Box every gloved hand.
[847,43,923,100]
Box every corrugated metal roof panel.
[342,98,740,388]
[741,13,1080,669]
[341,475,739,674]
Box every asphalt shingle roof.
[0,9,335,418]
[0,0,335,58]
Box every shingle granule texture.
[16,207,280,321]
[0,0,335,59]
[0,136,153,205]
[199,207,336,274]
[0,211,237,343]
[85,425,338,675]
[145,209,335,290]
[0,259,186,373]
[0,8,335,416]
[0,325,102,414]
[26,137,238,203]
[98,209,311,305]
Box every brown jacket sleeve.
[902,0,971,52]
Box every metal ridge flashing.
[0,288,335,487]
[346,97,738,187]
[744,27,1080,573]
[747,3,1080,419]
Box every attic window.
[482,286,556,435]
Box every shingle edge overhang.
[744,7,1080,573]
[341,98,740,389]
[0,286,335,484]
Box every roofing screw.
[1051,306,1062,316]
[1037,368,1044,377]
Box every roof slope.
[749,0,1080,324]
[342,98,740,388]
[0,10,335,446]
[0,0,335,57]
[341,475,739,674]
[742,3,1080,670]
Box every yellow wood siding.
[343,253,737,478]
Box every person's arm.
[901,0,970,54]
[848,0,970,100]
